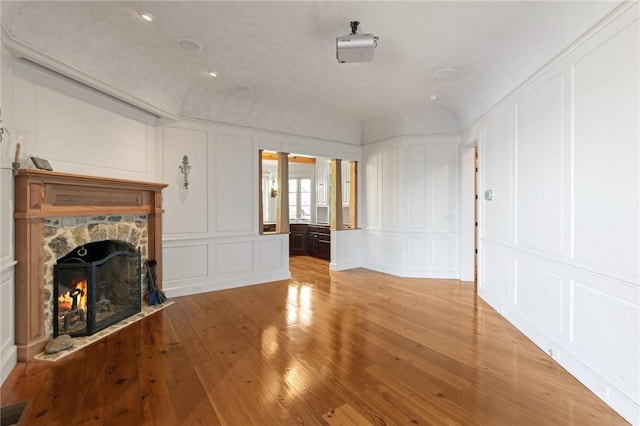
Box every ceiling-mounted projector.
[337,21,378,63]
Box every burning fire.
[58,280,88,313]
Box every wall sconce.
[178,155,191,190]
[0,110,5,144]
[270,179,277,198]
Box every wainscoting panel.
[381,145,399,229]
[0,266,17,385]
[330,229,363,271]
[406,144,427,229]
[407,237,427,265]
[215,241,254,274]
[0,169,12,260]
[363,135,459,279]
[364,232,402,275]
[515,260,564,335]
[365,151,380,228]
[474,5,639,422]
[571,278,639,403]
[162,126,209,235]
[13,60,156,181]
[257,237,285,270]
[483,107,514,244]
[481,246,512,305]
[162,235,290,298]
[365,232,384,265]
[430,237,458,271]
[163,244,208,282]
[515,72,564,255]
[365,231,459,278]
[572,20,639,278]
[215,133,254,234]
[430,143,457,232]
[405,140,458,233]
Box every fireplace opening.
[53,240,142,338]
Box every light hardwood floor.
[1,256,628,425]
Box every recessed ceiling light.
[139,11,155,22]
[235,84,252,92]
[208,71,218,78]
[429,94,439,101]
[177,39,202,52]
[434,68,457,80]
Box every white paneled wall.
[483,107,513,243]
[0,169,16,384]
[363,135,460,278]
[161,122,290,297]
[0,56,160,384]
[215,133,254,234]
[330,229,363,271]
[160,120,362,297]
[1,27,363,389]
[572,17,639,279]
[11,60,157,181]
[471,4,639,423]
[515,73,564,255]
[0,50,16,384]
[162,126,209,235]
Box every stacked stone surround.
[42,215,148,339]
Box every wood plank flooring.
[1,256,628,425]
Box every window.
[289,177,311,222]
[262,176,272,223]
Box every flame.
[58,279,88,314]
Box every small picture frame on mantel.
[31,156,53,171]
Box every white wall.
[0,54,364,385]
[466,3,639,423]
[0,48,17,385]
[10,60,158,181]
[459,147,476,282]
[157,119,362,297]
[160,121,290,296]
[0,56,160,384]
[363,135,461,278]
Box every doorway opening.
[474,147,479,288]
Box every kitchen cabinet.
[316,160,330,206]
[289,224,331,260]
[342,160,350,207]
[289,224,308,256]
[307,225,331,260]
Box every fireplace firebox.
[53,240,142,337]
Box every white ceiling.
[1,1,622,144]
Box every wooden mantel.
[14,169,168,361]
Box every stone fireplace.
[53,239,142,338]
[43,216,148,339]
[14,169,167,360]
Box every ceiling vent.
[336,21,378,63]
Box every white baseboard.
[329,258,363,271]
[163,270,292,299]
[479,289,639,425]
[1,344,17,386]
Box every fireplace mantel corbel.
[14,169,167,361]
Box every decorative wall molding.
[476,4,639,423]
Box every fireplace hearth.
[54,240,142,337]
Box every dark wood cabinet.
[307,225,331,260]
[289,224,330,259]
[289,224,308,256]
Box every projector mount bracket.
[350,21,360,35]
